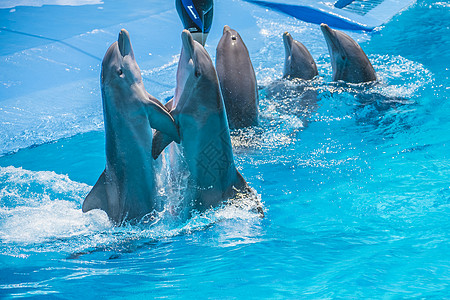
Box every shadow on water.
[319,80,416,130]
[263,78,320,122]
[67,238,172,260]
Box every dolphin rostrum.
[216,25,259,129]
[153,30,262,215]
[283,32,318,80]
[82,29,180,224]
[320,23,376,83]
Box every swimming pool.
[1,0,449,298]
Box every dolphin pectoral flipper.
[82,170,109,213]
[152,131,174,159]
[165,99,174,112]
[144,96,180,144]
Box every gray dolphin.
[283,32,318,80]
[153,30,260,214]
[216,25,259,130]
[320,23,376,83]
[82,29,180,224]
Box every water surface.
[1,0,449,298]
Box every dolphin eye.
[195,70,201,78]
[231,36,237,41]
[118,69,123,76]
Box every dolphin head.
[174,30,222,110]
[101,29,143,88]
[282,31,318,80]
[101,29,180,143]
[320,24,376,83]
[217,25,250,57]
[100,28,151,115]
[221,25,244,46]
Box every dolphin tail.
[234,170,264,218]
[235,170,249,191]
[145,94,181,144]
[82,170,109,213]
[152,130,175,159]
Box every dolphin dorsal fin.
[82,170,109,213]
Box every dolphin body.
[82,29,180,224]
[282,32,318,80]
[216,25,259,130]
[320,23,376,83]
[153,30,260,214]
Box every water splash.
[0,165,264,257]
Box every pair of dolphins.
[215,23,377,130]
[284,23,377,83]
[82,29,260,224]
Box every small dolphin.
[153,30,260,214]
[216,25,259,129]
[320,23,376,83]
[82,29,180,224]
[283,32,318,80]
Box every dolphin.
[320,23,376,83]
[216,25,259,129]
[282,32,318,80]
[153,30,261,215]
[82,29,180,224]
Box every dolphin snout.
[283,32,293,52]
[223,25,231,34]
[283,32,297,58]
[320,23,333,37]
[118,28,133,58]
[320,23,338,51]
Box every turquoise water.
[1,0,449,298]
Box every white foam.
[0,165,264,255]
[0,166,110,247]
[370,54,433,98]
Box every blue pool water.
[1,0,449,298]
